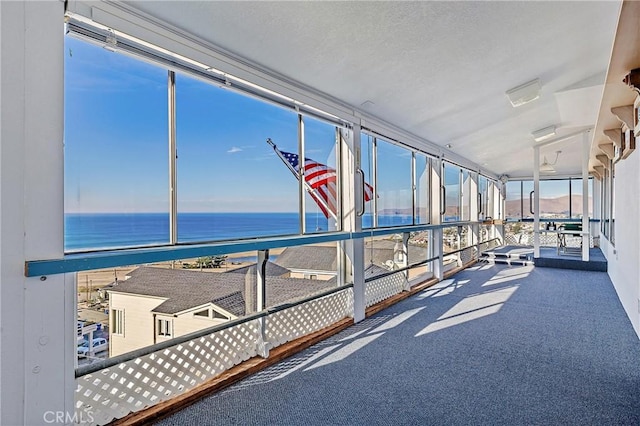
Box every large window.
[376,139,413,226]
[506,178,592,220]
[443,162,461,222]
[64,36,169,251]
[176,73,299,242]
[361,135,424,228]
[478,176,498,221]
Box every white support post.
[1,2,74,425]
[431,158,444,280]
[593,173,601,240]
[582,132,590,261]
[298,114,306,234]
[470,172,479,258]
[533,147,541,258]
[256,249,269,357]
[401,233,410,290]
[168,71,178,244]
[340,126,365,322]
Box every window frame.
[157,318,172,337]
[111,308,124,336]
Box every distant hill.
[506,195,592,217]
[376,195,592,218]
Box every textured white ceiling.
[124,1,621,177]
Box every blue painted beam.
[25,221,487,277]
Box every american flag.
[278,149,374,219]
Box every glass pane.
[408,231,432,280]
[303,117,340,233]
[570,179,581,218]
[460,225,471,248]
[376,139,412,226]
[361,134,375,229]
[443,163,460,222]
[539,179,570,219]
[415,154,430,224]
[443,226,460,254]
[265,243,339,308]
[175,73,299,242]
[64,36,169,251]
[364,235,403,278]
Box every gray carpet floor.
[157,264,640,426]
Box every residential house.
[107,266,334,356]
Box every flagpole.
[266,138,337,221]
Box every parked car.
[77,338,108,357]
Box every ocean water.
[65,212,414,251]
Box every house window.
[157,318,172,337]
[111,309,124,335]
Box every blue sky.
[65,36,426,214]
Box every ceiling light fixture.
[532,125,557,142]
[506,78,541,107]
[540,150,561,174]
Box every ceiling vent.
[506,79,541,107]
[532,125,557,142]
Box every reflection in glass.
[303,117,339,233]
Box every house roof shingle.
[274,241,429,272]
[227,261,290,277]
[109,266,334,315]
[274,246,337,272]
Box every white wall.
[0,2,72,424]
[601,148,640,338]
[171,312,227,338]
[109,293,165,357]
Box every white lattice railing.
[365,272,407,307]
[460,246,477,265]
[76,288,353,425]
[266,289,353,347]
[503,232,594,248]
